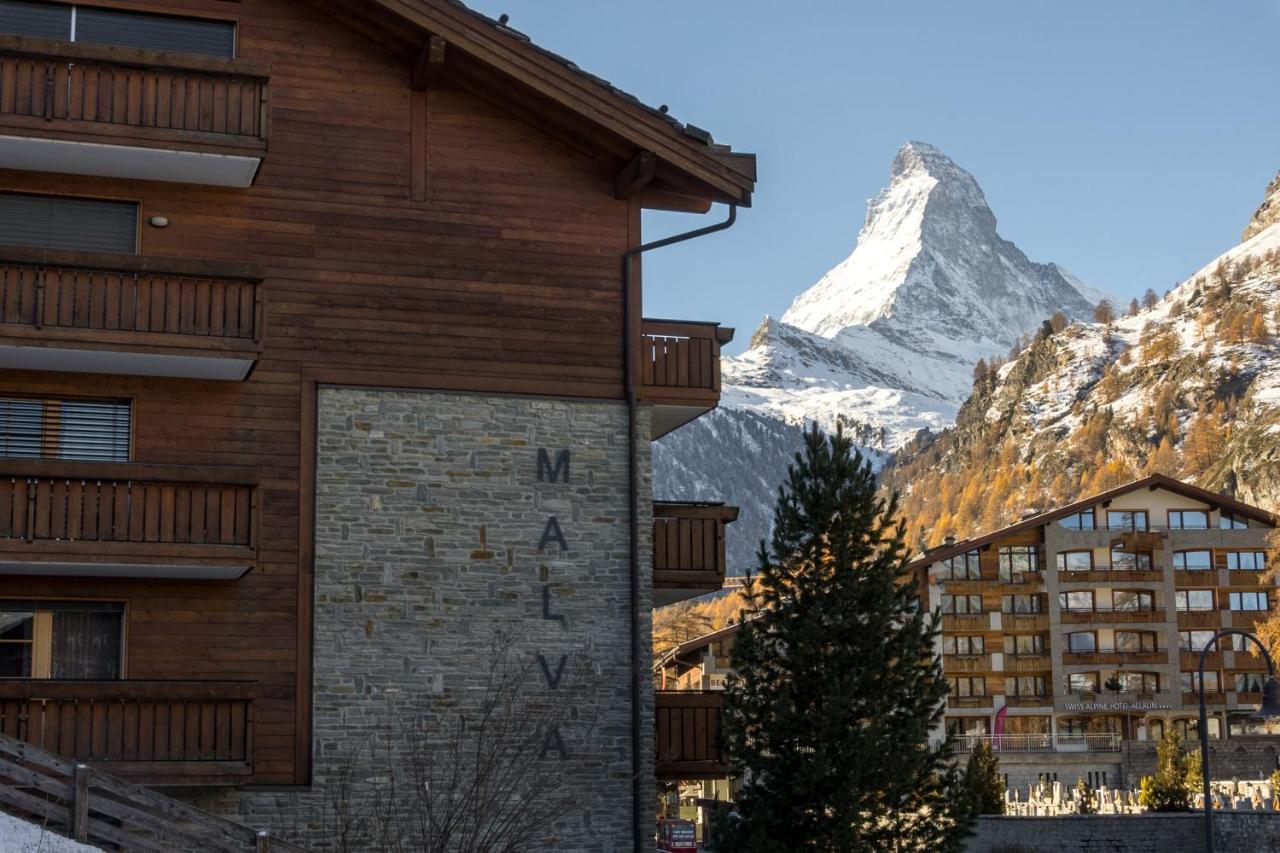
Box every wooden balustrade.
[0,680,254,785]
[640,319,734,437]
[653,501,739,605]
[0,35,270,153]
[655,691,726,780]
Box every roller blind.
[0,0,71,39]
[0,193,138,254]
[0,1,234,57]
[0,397,130,462]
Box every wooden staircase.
[0,731,307,852]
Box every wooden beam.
[614,150,656,200]
[411,35,447,91]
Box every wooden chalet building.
[0,0,754,846]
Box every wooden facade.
[0,0,755,788]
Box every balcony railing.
[1058,565,1165,582]
[1063,648,1165,666]
[0,459,257,576]
[953,733,1121,753]
[0,679,254,785]
[655,691,726,780]
[0,248,263,380]
[1060,606,1165,624]
[640,319,733,438]
[0,35,270,185]
[653,501,738,606]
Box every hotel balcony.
[1059,606,1165,625]
[0,459,258,580]
[0,248,263,380]
[1057,566,1165,584]
[655,691,726,780]
[942,654,992,674]
[639,319,734,438]
[0,36,269,186]
[940,612,989,631]
[0,680,253,785]
[954,733,1120,753]
[1176,611,1222,629]
[1064,649,1166,666]
[1005,654,1051,673]
[653,501,739,606]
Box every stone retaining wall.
[968,812,1280,852]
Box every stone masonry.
[197,388,655,851]
[967,812,1280,852]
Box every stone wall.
[198,388,653,851]
[968,812,1280,852]
[1122,739,1280,787]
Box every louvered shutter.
[57,400,130,461]
[0,0,72,40]
[0,193,138,254]
[0,399,42,458]
[75,6,234,57]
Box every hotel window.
[942,636,985,656]
[1110,590,1154,612]
[1179,630,1217,651]
[1115,631,1157,652]
[0,192,138,254]
[1181,671,1220,693]
[1174,716,1222,740]
[1004,676,1046,697]
[1110,548,1153,570]
[948,677,986,698]
[0,397,130,462]
[1220,512,1249,530]
[1106,510,1148,531]
[1002,594,1042,614]
[1236,673,1267,694]
[0,601,123,679]
[1168,510,1209,530]
[1172,550,1212,571]
[1229,591,1269,612]
[946,717,990,736]
[1175,590,1214,611]
[1004,634,1046,656]
[0,1,235,57]
[1109,671,1159,693]
[940,550,981,580]
[1066,631,1097,653]
[998,545,1040,581]
[941,595,982,615]
[1067,672,1099,693]
[1058,591,1094,613]
[1226,552,1266,571]
[1229,713,1280,737]
[1059,510,1096,530]
[1056,551,1093,573]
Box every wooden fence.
[655,691,727,780]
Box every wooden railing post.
[257,829,271,852]
[71,763,89,842]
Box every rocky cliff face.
[1244,170,1280,242]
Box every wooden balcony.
[653,501,738,606]
[0,680,254,785]
[1182,651,1224,670]
[1058,568,1165,584]
[1059,608,1165,625]
[1004,613,1049,631]
[943,654,992,674]
[941,613,988,631]
[0,459,257,579]
[655,691,726,780]
[1064,650,1166,666]
[639,319,734,438]
[0,35,269,186]
[1005,654,1051,673]
[1177,611,1222,629]
[0,248,263,380]
[948,696,994,709]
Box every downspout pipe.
[622,203,738,851]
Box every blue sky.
[467,0,1280,354]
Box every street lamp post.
[1196,628,1280,853]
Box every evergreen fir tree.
[961,741,1005,815]
[1138,729,1193,812]
[718,424,966,852]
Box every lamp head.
[1250,677,1280,719]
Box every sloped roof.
[905,473,1277,571]
[654,619,753,673]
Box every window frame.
[939,550,981,580]
[0,395,132,462]
[1058,510,1096,530]
[0,599,125,680]
[0,1,237,57]
[1229,591,1269,612]
[1058,590,1095,613]
[1219,512,1249,530]
[1106,509,1149,531]
[943,635,985,656]
[1066,631,1097,653]
[998,545,1041,581]
[1226,551,1266,571]
[1175,589,1215,612]
[1004,634,1046,656]
[1172,550,1213,571]
[1002,594,1043,614]
[1168,509,1210,530]
[1056,550,1094,573]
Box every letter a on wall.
[539,516,567,551]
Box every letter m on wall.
[537,449,570,483]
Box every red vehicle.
[657,818,698,852]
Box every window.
[1067,672,1099,693]
[1175,590,1214,611]
[1004,676,1047,697]
[1179,630,1216,651]
[946,717,990,736]
[1168,510,1210,530]
[1110,548,1153,570]
[1229,633,1262,653]
[1059,510,1096,530]
[0,398,130,462]
[1106,510,1148,531]
[1220,513,1249,530]
[1002,594,1042,614]
[1058,591,1094,612]
[1174,716,1221,739]
[1115,631,1157,652]
[1173,550,1212,571]
[1182,671,1220,693]
[1236,673,1266,694]
[948,677,986,698]
[940,550,981,580]
[943,636,985,656]
[1056,551,1094,573]
[999,545,1040,581]
[0,192,138,254]
[0,1,235,57]
[1004,634,1046,656]
[1066,631,1097,652]
[1109,671,1159,693]
[1227,552,1266,571]
[1230,592,1269,612]
[1111,590,1154,612]
[941,595,982,615]
[1229,712,1280,736]
[0,601,122,679]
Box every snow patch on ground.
[0,813,103,852]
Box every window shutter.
[57,400,130,462]
[0,398,42,458]
[0,193,138,254]
[0,0,72,40]
[75,6,234,57]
